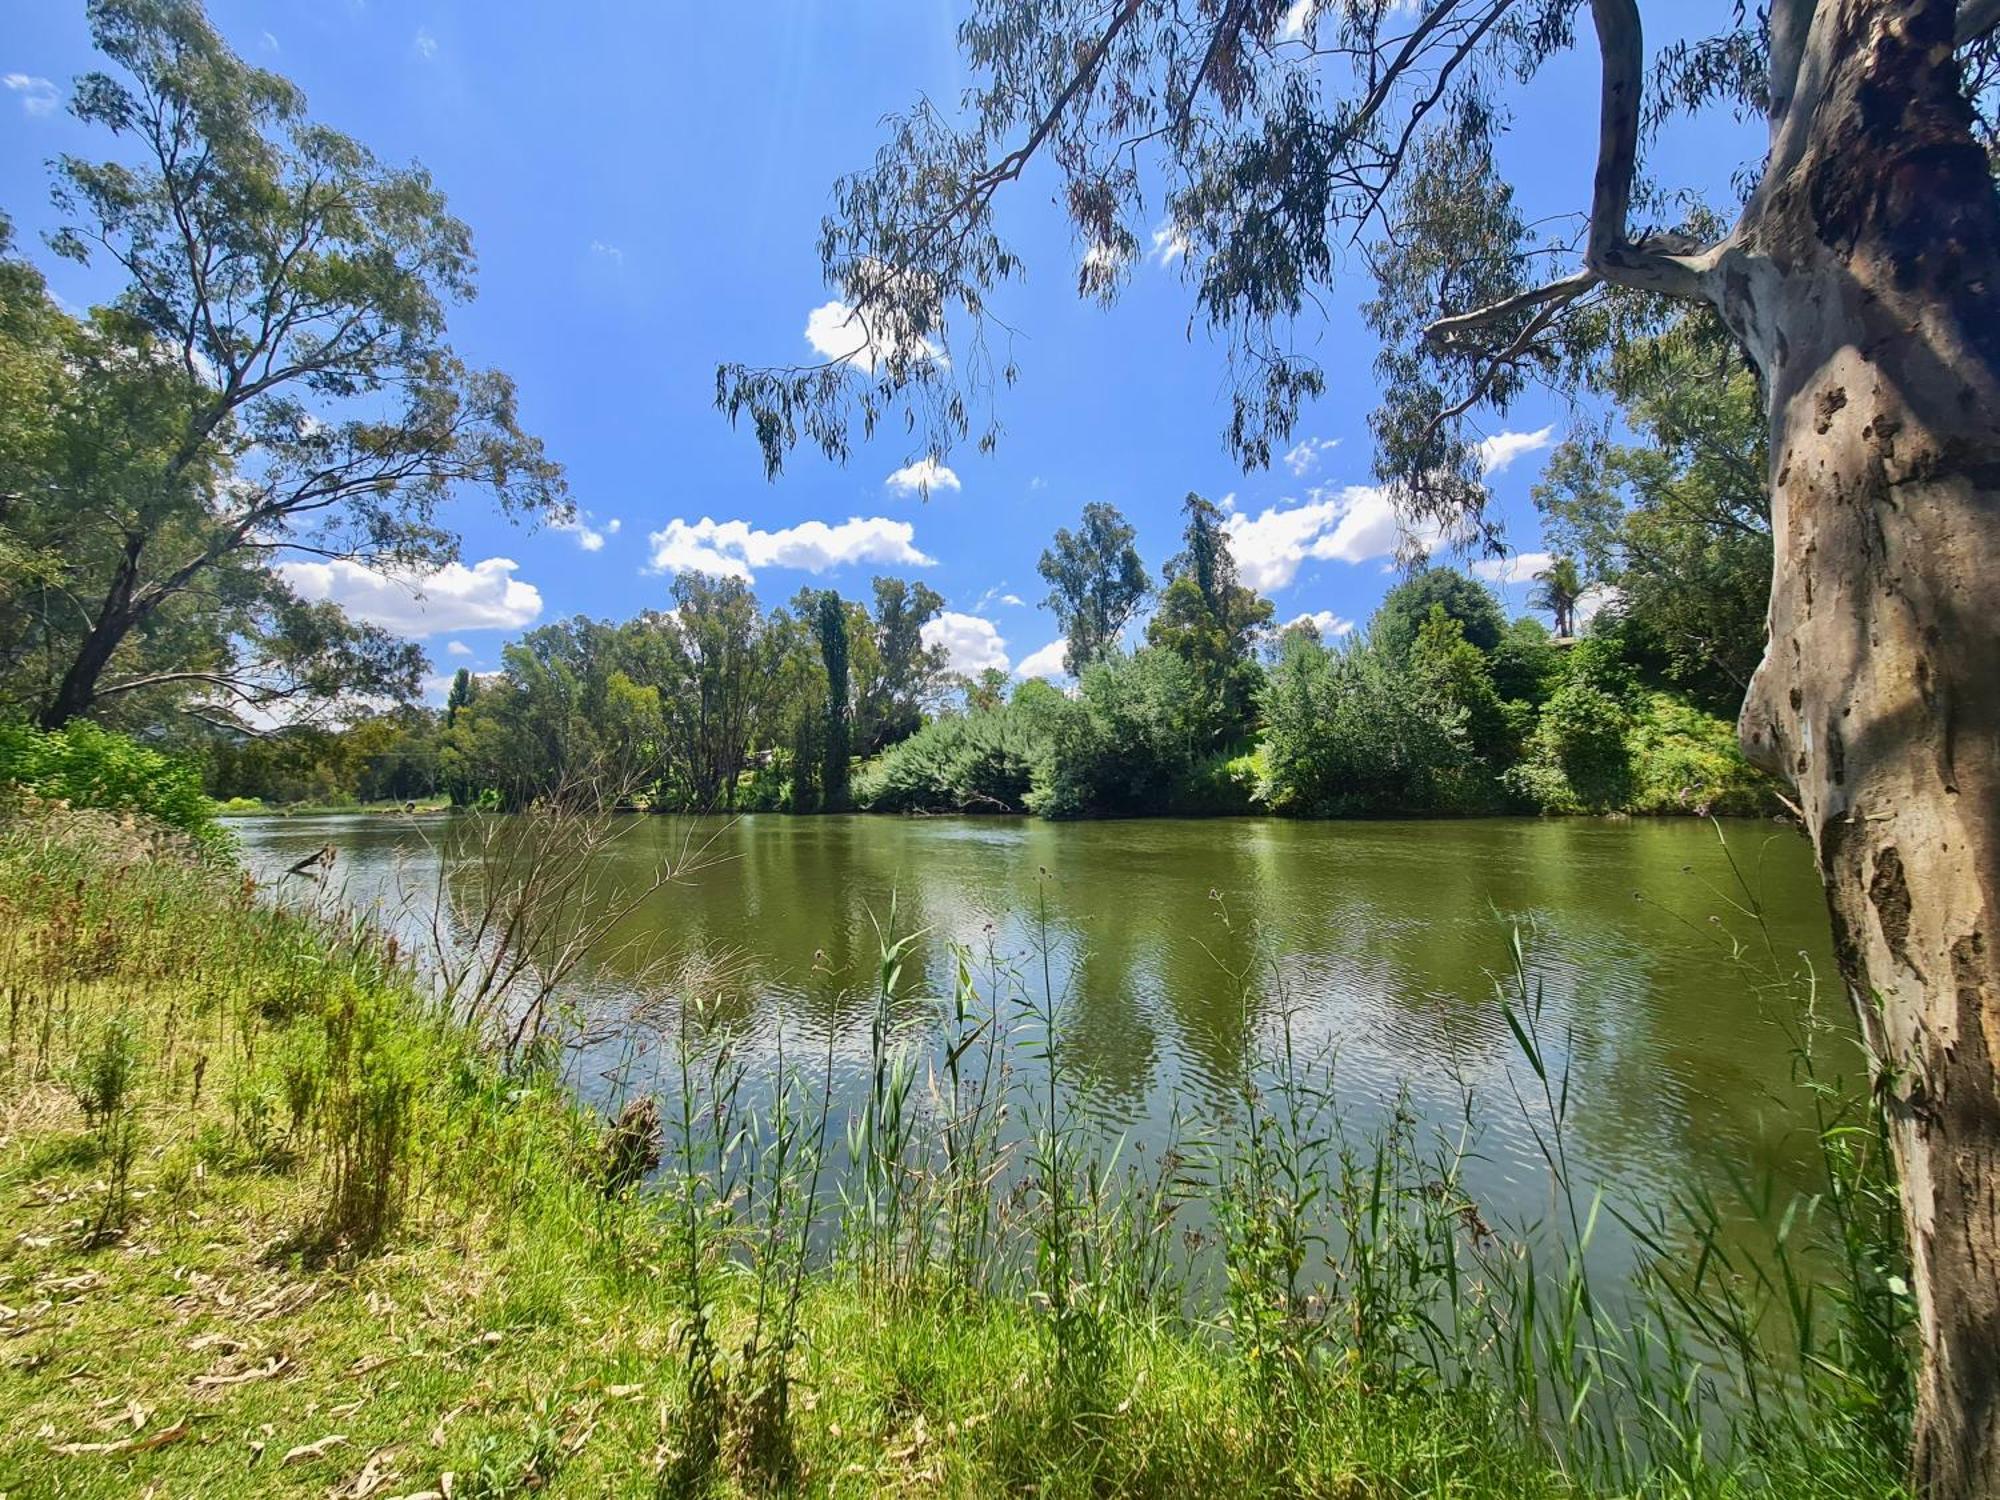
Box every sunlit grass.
[0,807,1910,1497]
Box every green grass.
[0,808,1911,1497]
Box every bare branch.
[1423,267,1601,347]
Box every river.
[234,811,1852,1284]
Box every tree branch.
[1960,0,2000,45]
[1423,267,1601,347]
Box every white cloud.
[645,515,935,582]
[1475,425,1555,475]
[1470,550,1554,587]
[923,612,1008,675]
[5,74,58,117]
[1224,484,1453,592]
[260,30,281,51]
[279,557,543,637]
[1014,639,1069,680]
[1150,221,1190,266]
[412,27,438,58]
[552,509,619,552]
[1282,435,1340,477]
[885,457,960,497]
[589,239,623,265]
[1285,609,1354,638]
[1278,1,1316,40]
[803,299,942,373]
[1576,585,1618,630]
[446,640,473,657]
[999,593,1024,607]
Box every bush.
[1626,692,1780,816]
[0,720,226,850]
[1503,641,1636,813]
[1261,634,1494,817]
[1032,649,1228,818]
[854,707,1042,813]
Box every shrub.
[0,720,226,850]
[1261,634,1494,816]
[1504,640,1636,813]
[1626,692,1780,816]
[854,706,1042,813]
[1032,649,1229,818]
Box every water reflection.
[234,811,1847,1277]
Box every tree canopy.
[0,0,563,731]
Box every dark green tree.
[1370,569,1505,662]
[1144,492,1273,737]
[1036,502,1150,675]
[812,590,852,811]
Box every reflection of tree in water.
[239,810,1845,1287]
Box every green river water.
[236,812,1852,1280]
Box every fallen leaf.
[192,1354,289,1388]
[50,1421,189,1456]
[281,1432,347,1466]
[605,1383,644,1399]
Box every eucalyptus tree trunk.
[1726,4,2000,1492]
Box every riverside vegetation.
[0,783,1914,1497]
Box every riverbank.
[0,809,1907,1497]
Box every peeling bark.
[1732,3,2000,1493]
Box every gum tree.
[17,0,563,730]
[719,2,2000,1489]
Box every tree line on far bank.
[204,483,1776,822]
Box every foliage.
[1624,691,1782,817]
[0,719,223,848]
[1371,566,1507,661]
[1504,639,1639,814]
[0,2,562,731]
[1535,307,1772,715]
[1144,492,1274,740]
[1259,629,1492,817]
[1032,648,1233,819]
[1036,502,1150,676]
[854,703,1041,813]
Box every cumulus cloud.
[1282,435,1340,477]
[278,557,543,636]
[5,74,58,117]
[1285,609,1355,638]
[553,510,619,552]
[1014,639,1069,681]
[923,611,1008,675]
[885,457,961,497]
[1475,425,1555,475]
[645,515,935,582]
[1278,1,1316,40]
[803,299,943,373]
[1469,550,1554,587]
[1150,221,1190,265]
[446,640,473,657]
[1224,485,1426,592]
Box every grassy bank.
[0,809,1909,1497]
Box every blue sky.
[2,2,1759,694]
